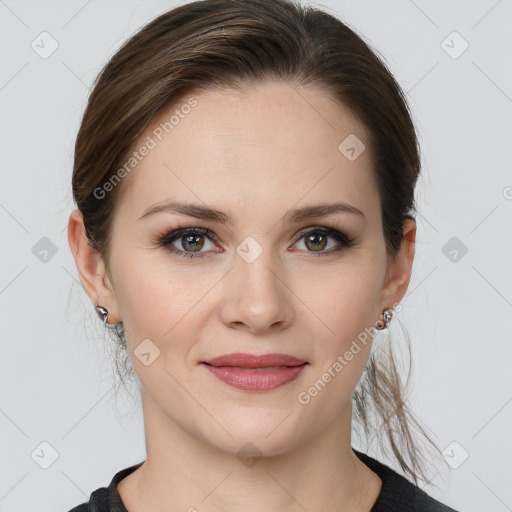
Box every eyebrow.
[138,200,365,224]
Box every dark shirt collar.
[100,450,456,512]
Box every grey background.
[1,1,511,511]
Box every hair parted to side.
[71,0,449,486]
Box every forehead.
[115,80,380,226]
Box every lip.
[202,352,307,368]
[200,353,309,392]
[201,363,308,391]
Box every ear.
[67,208,121,323]
[378,217,416,313]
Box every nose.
[219,247,295,334]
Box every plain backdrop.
[1,1,511,511]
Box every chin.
[201,421,305,461]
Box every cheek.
[113,247,205,329]
[111,250,219,378]
[294,270,379,416]
[111,258,202,405]
[292,259,381,404]
[293,259,382,341]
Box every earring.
[375,306,394,330]
[94,303,109,325]
[94,303,127,347]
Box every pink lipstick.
[201,352,308,391]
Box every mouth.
[200,353,309,391]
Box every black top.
[66,449,459,511]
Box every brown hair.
[72,0,448,485]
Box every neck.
[118,390,381,512]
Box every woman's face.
[97,80,408,456]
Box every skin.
[68,80,416,512]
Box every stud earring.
[376,307,394,330]
[94,303,109,325]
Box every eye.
[290,226,355,257]
[157,227,220,258]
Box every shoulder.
[64,461,144,512]
[353,449,461,512]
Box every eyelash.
[154,225,356,259]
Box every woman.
[66,0,460,510]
